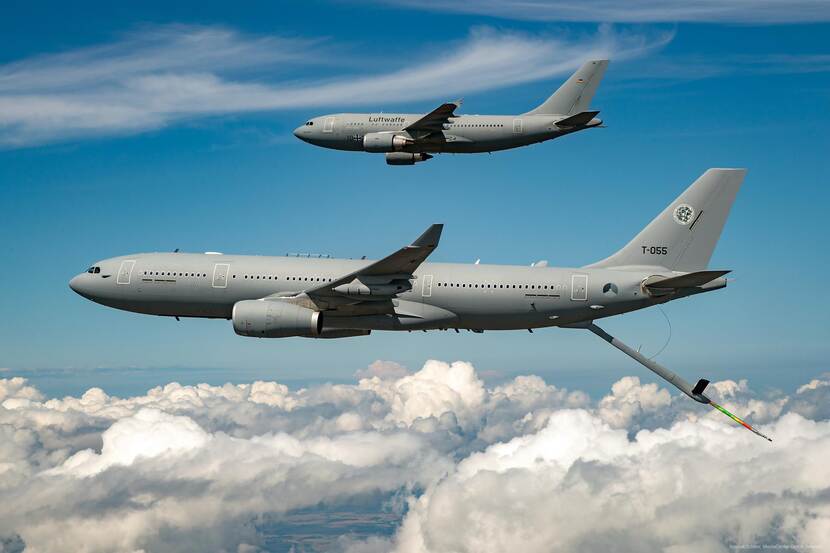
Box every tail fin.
[523,59,609,116]
[586,169,746,271]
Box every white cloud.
[374,0,830,24]
[0,24,669,147]
[391,409,830,553]
[1,362,829,552]
[359,360,486,429]
[355,360,410,380]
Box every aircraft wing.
[404,101,462,134]
[274,224,442,313]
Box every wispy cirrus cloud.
[371,0,830,24]
[0,24,669,148]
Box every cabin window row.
[144,271,207,277]
[231,275,335,282]
[436,282,564,290]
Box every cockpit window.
[305,121,314,126]
[86,266,101,274]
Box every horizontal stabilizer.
[645,270,730,291]
[555,110,600,128]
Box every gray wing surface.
[308,224,442,296]
[404,101,461,134]
[268,224,443,314]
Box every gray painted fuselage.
[293,113,599,154]
[69,252,719,333]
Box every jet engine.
[363,132,413,153]
[232,300,322,338]
[385,152,433,165]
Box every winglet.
[412,224,443,248]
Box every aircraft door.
[323,117,336,133]
[116,260,135,285]
[513,118,523,134]
[212,263,230,289]
[421,274,433,298]
[570,274,588,301]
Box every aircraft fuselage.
[69,252,722,333]
[293,113,601,155]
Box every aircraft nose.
[69,274,92,298]
[293,126,308,142]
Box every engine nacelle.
[363,132,413,153]
[385,152,433,165]
[232,300,322,338]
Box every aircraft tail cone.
[709,401,772,442]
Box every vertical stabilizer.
[586,169,746,271]
[523,60,609,116]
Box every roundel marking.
[673,203,695,225]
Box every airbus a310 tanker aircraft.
[70,168,771,440]
[293,60,608,164]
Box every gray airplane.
[293,60,609,165]
[69,168,771,440]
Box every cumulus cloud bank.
[375,0,830,24]
[0,24,668,147]
[1,362,829,552]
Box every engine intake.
[363,132,413,153]
[385,152,433,166]
[232,300,322,338]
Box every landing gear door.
[212,263,230,289]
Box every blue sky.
[1,0,828,398]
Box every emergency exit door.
[571,274,588,301]
[212,263,230,288]
[421,274,433,297]
[116,260,135,285]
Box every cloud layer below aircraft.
[1,360,829,552]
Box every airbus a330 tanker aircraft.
[70,168,771,440]
[293,60,609,165]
